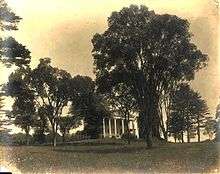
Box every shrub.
[111,135,117,139]
[12,133,33,145]
[33,130,46,144]
[121,132,137,141]
[71,131,91,141]
[45,132,62,143]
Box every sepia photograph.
[0,0,219,173]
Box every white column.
[132,121,135,134]
[121,119,125,134]
[114,118,117,136]
[102,118,106,138]
[109,118,112,137]
[135,119,139,139]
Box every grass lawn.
[0,139,219,173]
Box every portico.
[102,117,139,139]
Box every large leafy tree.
[213,102,220,141]
[169,83,209,142]
[5,66,34,145]
[28,58,72,146]
[203,116,216,140]
[11,90,35,145]
[191,94,209,142]
[7,58,72,146]
[0,94,3,109]
[0,92,4,126]
[0,0,30,67]
[92,5,208,147]
[58,116,80,142]
[168,112,185,143]
[106,83,137,144]
[70,75,110,139]
[0,0,31,143]
[32,106,49,144]
[0,0,20,30]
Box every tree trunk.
[138,111,146,139]
[159,120,167,140]
[164,131,168,141]
[174,134,177,143]
[186,116,190,143]
[152,118,160,138]
[197,130,200,142]
[137,82,161,147]
[187,131,190,143]
[128,130,131,145]
[145,96,154,148]
[164,98,170,141]
[25,128,30,146]
[187,128,190,143]
[127,112,131,145]
[197,118,200,142]
[159,104,167,141]
[150,93,161,139]
[181,131,184,143]
[139,102,153,148]
[52,122,57,147]
[146,91,161,147]
[124,115,131,145]
[62,133,66,143]
[53,135,57,146]
[146,127,153,148]
[152,107,161,139]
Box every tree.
[8,85,48,145]
[32,106,49,144]
[0,0,31,142]
[92,5,208,147]
[168,112,185,143]
[28,58,72,146]
[169,83,209,143]
[5,66,34,145]
[106,83,137,144]
[11,90,35,145]
[215,102,220,119]
[0,93,6,131]
[0,0,30,67]
[0,0,21,31]
[70,75,110,139]
[203,116,216,140]
[214,102,220,141]
[0,92,4,128]
[0,94,3,109]
[192,95,209,142]
[6,58,73,146]
[58,116,80,142]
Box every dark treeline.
[0,1,218,147]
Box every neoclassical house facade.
[102,116,139,139]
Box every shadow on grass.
[62,142,126,146]
[53,145,149,154]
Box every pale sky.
[1,0,219,119]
